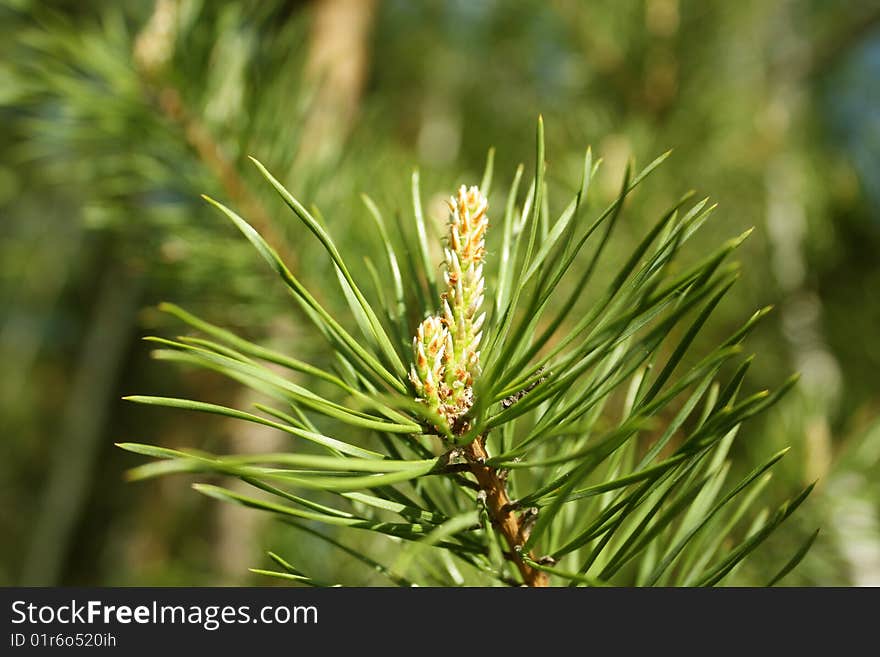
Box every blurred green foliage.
[1,0,878,585]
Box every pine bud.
[411,185,489,435]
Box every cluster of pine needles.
[120,119,814,586]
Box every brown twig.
[133,0,297,272]
[463,435,549,587]
[147,85,299,272]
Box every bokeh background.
[1,0,878,586]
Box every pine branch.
[119,116,811,587]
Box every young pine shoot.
[120,119,812,587]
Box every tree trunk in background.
[21,262,141,585]
[292,0,378,175]
[215,0,378,584]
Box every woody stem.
[463,436,549,587]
